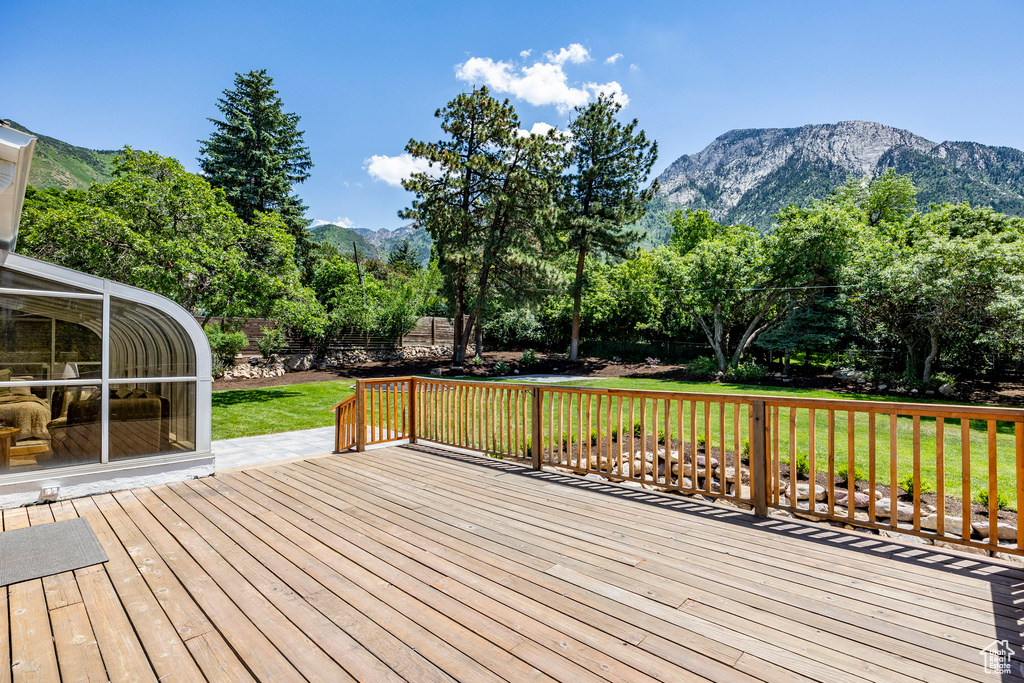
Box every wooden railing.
[330,395,358,452]
[335,377,1024,556]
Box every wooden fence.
[204,316,456,356]
[332,377,1024,556]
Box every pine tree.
[562,96,658,361]
[198,70,313,269]
[401,88,563,364]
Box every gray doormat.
[0,517,107,586]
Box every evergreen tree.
[401,88,563,364]
[387,239,420,274]
[198,70,314,270]
[561,95,658,361]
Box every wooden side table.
[0,427,20,473]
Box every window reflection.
[0,295,102,381]
[107,382,196,460]
[1,382,102,472]
[0,266,88,293]
[109,299,196,378]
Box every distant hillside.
[639,120,1024,237]
[8,121,119,191]
[352,224,432,264]
[310,223,381,259]
[311,223,433,264]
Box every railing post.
[355,380,367,453]
[334,405,342,453]
[531,386,542,470]
[408,377,417,444]
[751,400,769,517]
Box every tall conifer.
[198,70,314,269]
[562,96,658,361]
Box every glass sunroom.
[0,252,213,506]
[0,122,212,507]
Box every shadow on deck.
[2,443,1022,682]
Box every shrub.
[645,357,661,367]
[471,355,484,366]
[976,489,1012,510]
[256,325,287,359]
[687,356,720,379]
[205,324,248,368]
[520,349,539,366]
[493,360,510,376]
[793,453,810,479]
[484,309,544,346]
[835,461,868,485]
[897,474,933,497]
[612,422,645,442]
[725,361,768,383]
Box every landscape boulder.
[832,490,871,508]
[285,353,316,372]
[873,497,915,521]
[920,514,968,538]
[972,521,1017,542]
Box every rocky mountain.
[310,222,381,259]
[310,223,433,264]
[352,224,432,264]
[647,120,1024,235]
[7,121,119,191]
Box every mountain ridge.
[649,120,1024,234]
[7,120,119,191]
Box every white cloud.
[456,44,629,114]
[529,122,556,136]
[365,153,434,187]
[519,49,532,58]
[605,53,623,65]
[311,217,356,229]
[545,43,590,65]
[586,81,630,107]
[630,63,640,72]
[516,121,567,138]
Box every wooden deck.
[2,444,1022,682]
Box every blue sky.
[4,0,1023,230]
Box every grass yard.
[211,373,1020,509]
[212,380,353,440]
[528,377,1021,510]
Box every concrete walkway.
[212,426,335,471]
[493,374,592,383]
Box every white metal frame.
[0,250,213,495]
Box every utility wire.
[524,283,861,295]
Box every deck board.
[2,443,1022,681]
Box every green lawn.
[518,377,1021,510]
[211,374,1020,509]
[212,380,353,440]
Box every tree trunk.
[691,310,728,373]
[474,322,483,358]
[922,327,939,384]
[783,350,791,377]
[569,244,587,362]
[452,266,466,365]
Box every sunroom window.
[0,261,207,475]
